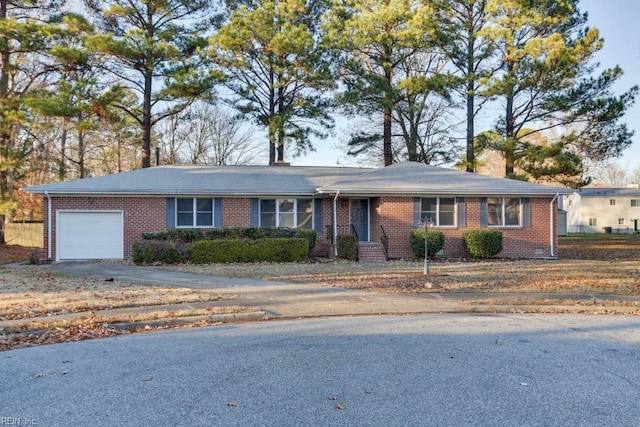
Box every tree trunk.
[277,84,285,162]
[505,59,515,177]
[383,55,393,166]
[59,119,67,180]
[141,70,152,168]
[0,0,10,244]
[78,127,85,178]
[465,4,476,173]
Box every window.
[176,198,214,227]
[421,197,456,226]
[619,218,625,225]
[589,218,598,226]
[487,197,521,227]
[260,199,313,228]
[631,199,640,207]
[610,199,616,206]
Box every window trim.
[420,197,457,228]
[487,197,523,228]
[259,198,314,229]
[631,199,640,208]
[175,198,215,228]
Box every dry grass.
[0,266,233,321]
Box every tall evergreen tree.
[84,0,221,168]
[0,0,66,243]
[324,0,440,166]
[483,0,636,183]
[210,0,334,164]
[434,0,495,172]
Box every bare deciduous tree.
[157,102,260,166]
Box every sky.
[294,0,640,172]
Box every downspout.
[333,191,340,256]
[45,191,52,260]
[550,192,559,258]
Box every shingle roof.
[26,162,570,197]
[25,165,372,196]
[317,162,570,196]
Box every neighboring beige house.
[563,185,640,233]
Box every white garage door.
[57,211,124,260]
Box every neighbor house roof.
[26,162,570,197]
[575,187,640,198]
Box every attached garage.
[57,211,124,261]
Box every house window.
[618,218,625,225]
[631,199,640,207]
[610,199,616,206]
[176,198,214,227]
[260,199,313,229]
[589,218,597,226]
[421,197,456,227]
[487,197,521,227]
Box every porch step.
[358,242,387,263]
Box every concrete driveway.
[2,314,640,426]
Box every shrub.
[132,240,188,264]
[336,234,358,260]
[462,229,503,258]
[410,228,445,258]
[142,227,317,251]
[188,238,309,263]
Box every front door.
[634,219,638,232]
[350,199,369,242]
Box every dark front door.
[350,199,369,242]
[634,219,638,232]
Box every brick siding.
[45,195,558,261]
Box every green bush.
[336,234,358,261]
[462,229,503,258]
[132,240,188,264]
[142,227,317,252]
[188,238,309,264]
[410,228,445,258]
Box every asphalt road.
[2,314,640,427]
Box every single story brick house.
[26,162,570,262]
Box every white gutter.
[333,191,340,256]
[550,192,559,258]
[45,191,52,260]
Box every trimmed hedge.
[336,234,358,261]
[189,238,309,263]
[132,240,188,264]
[410,228,445,259]
[462,229,503,258]
[142,227,316,252]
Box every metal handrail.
[380,225,389,260]
[350,224,359,262]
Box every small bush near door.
[410,229,445,259]
[336,234,358,260]
[462,229,503,258]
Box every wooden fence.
[5,223,44,248]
